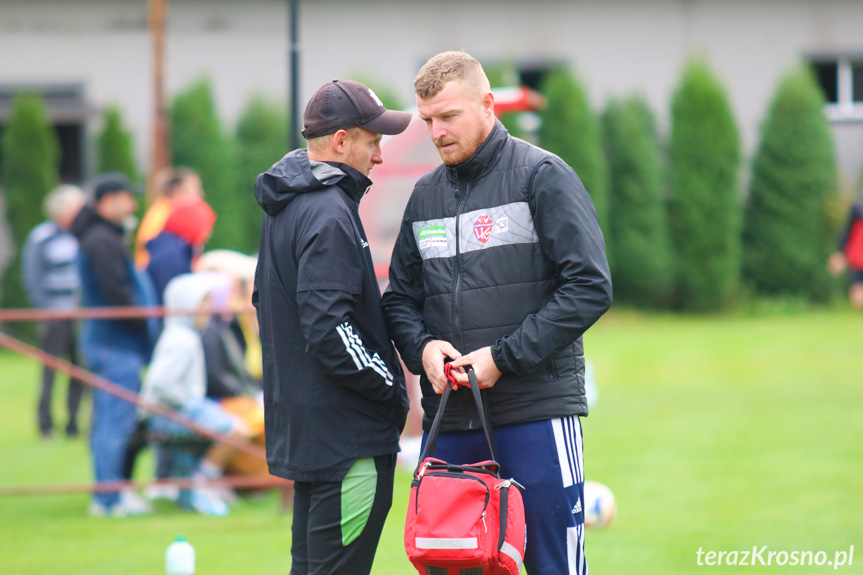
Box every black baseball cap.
[301,80,412,139]
[91,172,142,202]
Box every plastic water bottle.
[166,535,195,575]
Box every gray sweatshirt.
[21,220,80,310]
[141,273,223,409]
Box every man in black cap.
[253,80,411,574]
[71,172,158,517]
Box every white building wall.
[0,0,861,188]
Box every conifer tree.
[539,66,609,236]
[235,96,288,254]
[97,106,139,182]
[668,59,741,311]
[0,93,59,336]
[170,78,240,251]
[602,95,672,307]
[742,67,838,302]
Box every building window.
[809,56,863,121]
[0,83,89,183]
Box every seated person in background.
[195,249,262,382]
[140,272,250,516]
[203,276,261,400]
[202,276,267,477]
[146,195,216,304]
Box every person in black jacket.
[382,52,612,575]
[253,80,411,575]
[71,173,159,517]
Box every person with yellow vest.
[134,167,204,269]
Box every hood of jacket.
[162,272,229,331]
[255,148,372,217]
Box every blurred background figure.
[140,272,250,516]
[145,195,216,303]
[71,173,157,517]
[195,249,262,382]
[21,184,87,439]
[134,167,204,270]
[828,197,863,309]
[200,268,266,478]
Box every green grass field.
[1,309,861,574]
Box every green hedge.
[602,95,673,307]
[235,96,288,254]
[668,59,741,312]
[0,93,59,336]
[742,67,839,302]
[97,106,139,182]
[539,66,609,235]
[170,78,242,251]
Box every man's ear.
[482,91,495,119]
[332,129,349,154]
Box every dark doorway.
[0,83,89,185]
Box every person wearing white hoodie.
[141,272,249,515]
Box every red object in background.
[162,195,216,248]
[844,219,863,269]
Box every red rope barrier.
[0,330,266,460]
[0,474,290,497]
[0,305,256,323]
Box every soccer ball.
[583,480,616,529]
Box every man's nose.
[431,120,447,141]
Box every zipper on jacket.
[451,180,475,429]
[452,181,470,353]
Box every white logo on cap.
[368,89,384,109]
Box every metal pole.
[148,0,169,202]
[289,0,300,151]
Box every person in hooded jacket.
[141,272,250,516]
[70,173,159,517]
[253,79,411,575]
[146,195,216,303]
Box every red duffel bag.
[404,366,526,575]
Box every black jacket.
[253,149,409,482]
[383,121,612,432]
[202,316,260,400]
[70,205,155,354]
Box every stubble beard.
[436,128,487,167]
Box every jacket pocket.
[547,346,584,382]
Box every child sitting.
[140,272,250,515]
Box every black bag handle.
[417,367,498,472]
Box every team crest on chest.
[473,214,494,243]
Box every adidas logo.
[571,499,582,515]
[361,240,369,249]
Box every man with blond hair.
[383,51,612,575]
[22,184,87,439]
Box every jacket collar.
[324,161,373,204]
[70,204,124,239]
[446,120,509,183]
